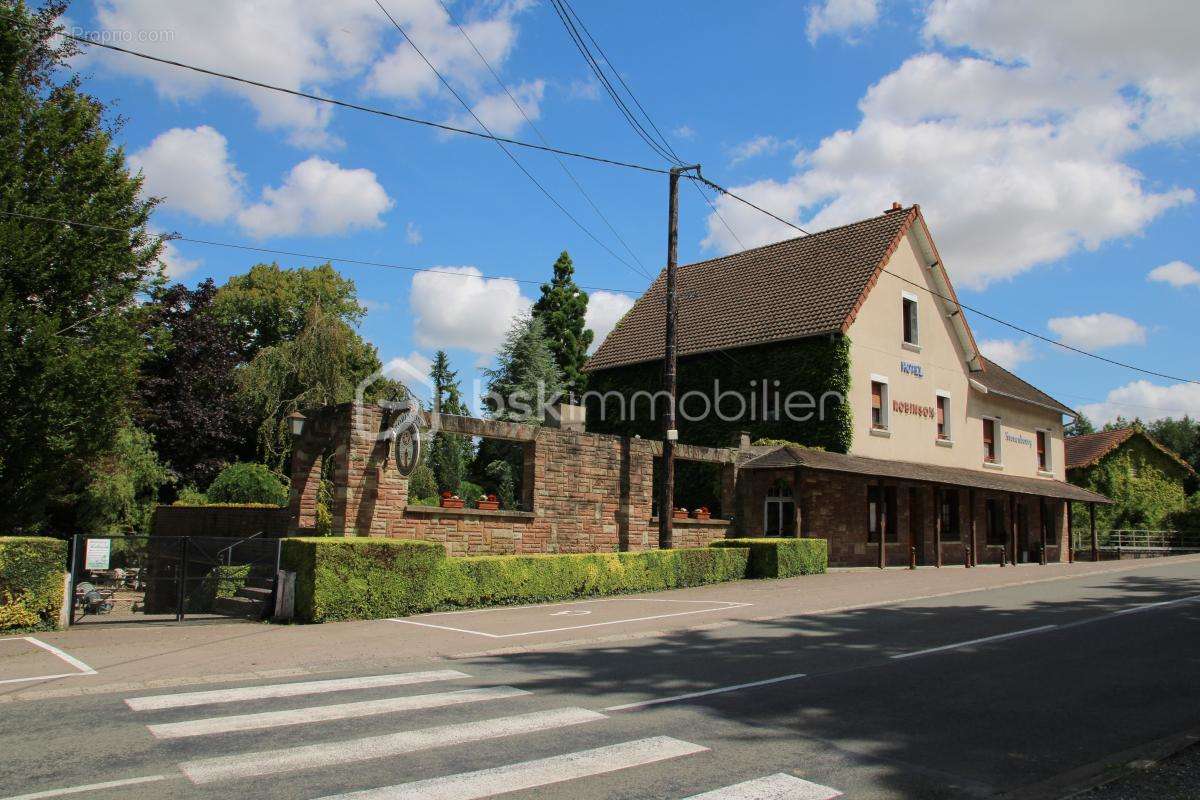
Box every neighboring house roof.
[971,356,1075,417]
[1065,427,1198,476]
[741,445,1112,504]
[585,205,917,372]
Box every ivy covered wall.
[585,335,853,453]
[1069,434,1194,530]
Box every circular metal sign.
[394,425,421,477]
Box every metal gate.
[68,534,281,625]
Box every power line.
[2,10,669,176]
[371,0,647,278]
[693,175,1199,386]
[0,209,642,293]
[433,0,652,278]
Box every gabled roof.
[585,205,918,372]
[741,445,1112,503]
[1065,427,1198,475]
[972,356,1075,417]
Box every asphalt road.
[2,559,1199,800]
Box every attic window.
[902,292,919,347]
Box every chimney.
[885,201,903,213]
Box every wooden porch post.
[934,486,943,568]
[969,489,977,567]
[1009,494,1018,565]
[1090,502,1099,561]
[792,467,804,537]
[1067,501,1074,563]
[1039,496,1048,565]
[878,479,887,569]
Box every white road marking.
[125,670,468,711]
[23,638,96,675]
[180,707,606,785]
[1111,594,1200,615]
[312,736,709,800]
[148,685,529,739]
[0,637,95,685]
[684,773,843,799]
[890,625,1059,660]
[391,601,752,639]
[0,775,167,800]
[549,610,592,616]
[604,673,807,712]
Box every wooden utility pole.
[1090,503,1099,562]
[659,164,701,551]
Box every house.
[585,203,1110,567]
[1066,426,1198,531]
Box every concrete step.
[243,575,276,590]
[213,595,267,619]
[236,586,274,601]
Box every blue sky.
[68,0,1199,422]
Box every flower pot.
[691,511,710,520]
[672,509,689,520]
[476,500,500,511]
[440,498,464,509]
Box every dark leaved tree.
[531,251,592,400]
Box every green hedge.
[0,537,67,631]
[710,538,827,578]
[281,537,750,623]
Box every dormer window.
[902,292,919,348]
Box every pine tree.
[483,314,565,422]
[1065,411,1097,438]
[428,350,472,494]
[532,251,592,399]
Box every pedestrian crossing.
[124,668,844,799]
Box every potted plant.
[440,491,464,509]
[477,493,500,511]
[691,506,711,520]
[672,507,689,520]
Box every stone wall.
[152,505,291,539]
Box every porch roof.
[739,445,1113,504]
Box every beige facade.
[846,228,1065,482]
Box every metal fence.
[1071,528,1200,554]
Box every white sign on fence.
[84,538,111,570]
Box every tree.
[428,350,472,495]
[531,251,592,399]
[76,425,171,534]
[0,2,164,532]
[138,279,251,490]
[483,314,564,422]
[206,463,289,506]
[1148,416,1200,477]
[212,262,365,357]
[1065,411,1096,438]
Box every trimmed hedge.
[281,537,750,623]
[711,538,827,578]
[0,537,67,632]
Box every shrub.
[459,480,484,507]
[408,464,437,502]
[711,537,827,578]
[0,537,67,631]
[207,463,288,506]
[174,486,209,506]
[281,538,750,622]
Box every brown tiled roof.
[741,445,1112,503]
[585,206,917,372]
[973,356,1075,417]
[1065,427,1198,475]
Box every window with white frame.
[982,416,1002,465]
[902,291,919,347]
[1036,429,1052,472]
[936,391,951,441]
[870,375,890,430]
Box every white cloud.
[154,235,201,280]
[405,221,424,245]
[727,135,794,166]
[1080,380,1200,425]
[238,157,393,238]
[567,77,600,101]
[382,350,433,382]
[806,0,880,44]
[673,125,696,140]
[410,266,532,353]
[979,338,1036,370]
[447,79,544,137]
[129,126,243,222]
[1047,313,1147,349]
[584,290,635,353]
[704,4,1197,289]
[1148,260,1200,289]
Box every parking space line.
[181,707,607,784]
[605,673,807,712]
[23,638,96,675]
[0,638,95,685]
[390,602,753,639]
[148,686,530,739]
[312,736,709,800]
[0,775,168,800]
[890,625,1058,660]
[684,773,843,799]
[126,670,469,711]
